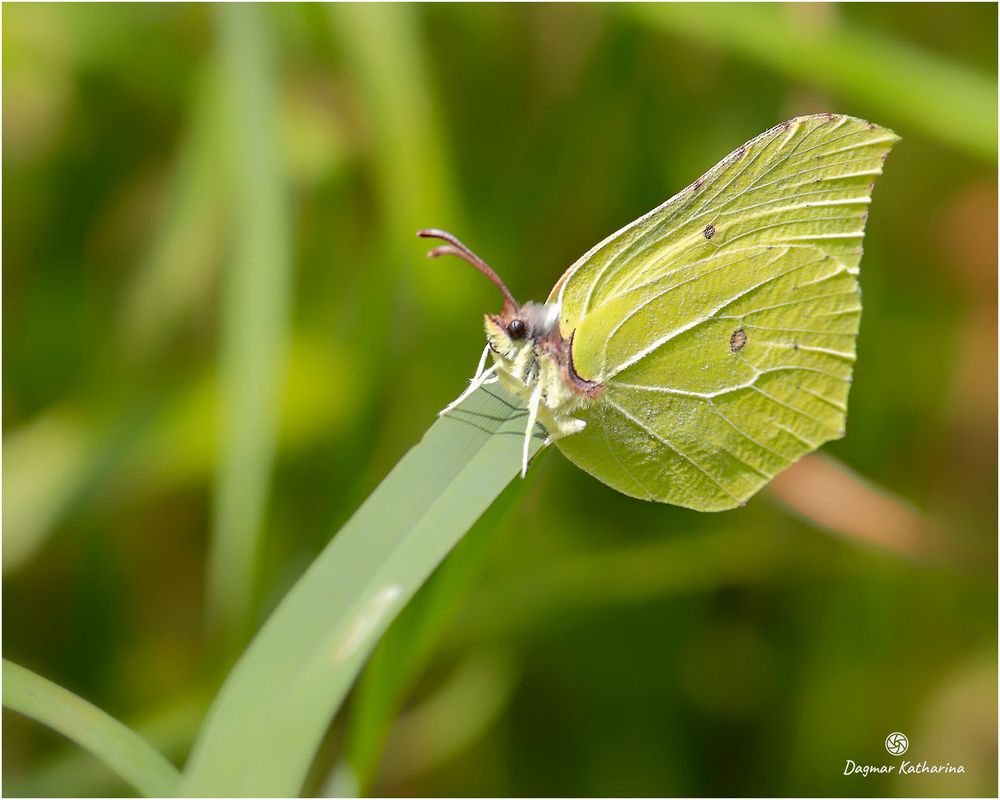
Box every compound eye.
[506,319,527,340]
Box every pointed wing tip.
[790,112,901,143]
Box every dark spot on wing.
[729,329,747,352]
[703,223,716,240]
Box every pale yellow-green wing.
[550,114,898,510]
[550,114,896,349]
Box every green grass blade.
[631,3,998,162]
[2,400,162,574]
[181,385,544,796]
[119,66,227,360]
[338,474,531,794]
[9,693,204,797]
[207,4,292,652]
[328,4,463,303]
[2,659,181,797]
[334,649,519,793]
[3,409,95,572]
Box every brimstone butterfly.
[421,114,898,511]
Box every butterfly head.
[484,301,560,362]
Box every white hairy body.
[440,300,595,476]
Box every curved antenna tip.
[426,244,456,259]
[415,228,519,311]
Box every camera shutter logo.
[885,732,909,756]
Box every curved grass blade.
[9,693,204,798]
[335,472,531,795]
[181,384,544,796]
[2,659,181,798]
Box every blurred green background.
[3,3,997,797]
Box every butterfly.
[420,114,898,511]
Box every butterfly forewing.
[550,114,897,510]
[551,114,897,341]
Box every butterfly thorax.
[484,301,603,431]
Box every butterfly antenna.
[417,229,519,312]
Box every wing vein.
[606,399,741,504]
[751,386,842,434]
[607,248,817,376]
[707,399,789,462]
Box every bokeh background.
[3,3,997,797]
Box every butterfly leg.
[438,365,498,417]
[439,344,496,417]
[521,382,543,478]
[543,416,586,446]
